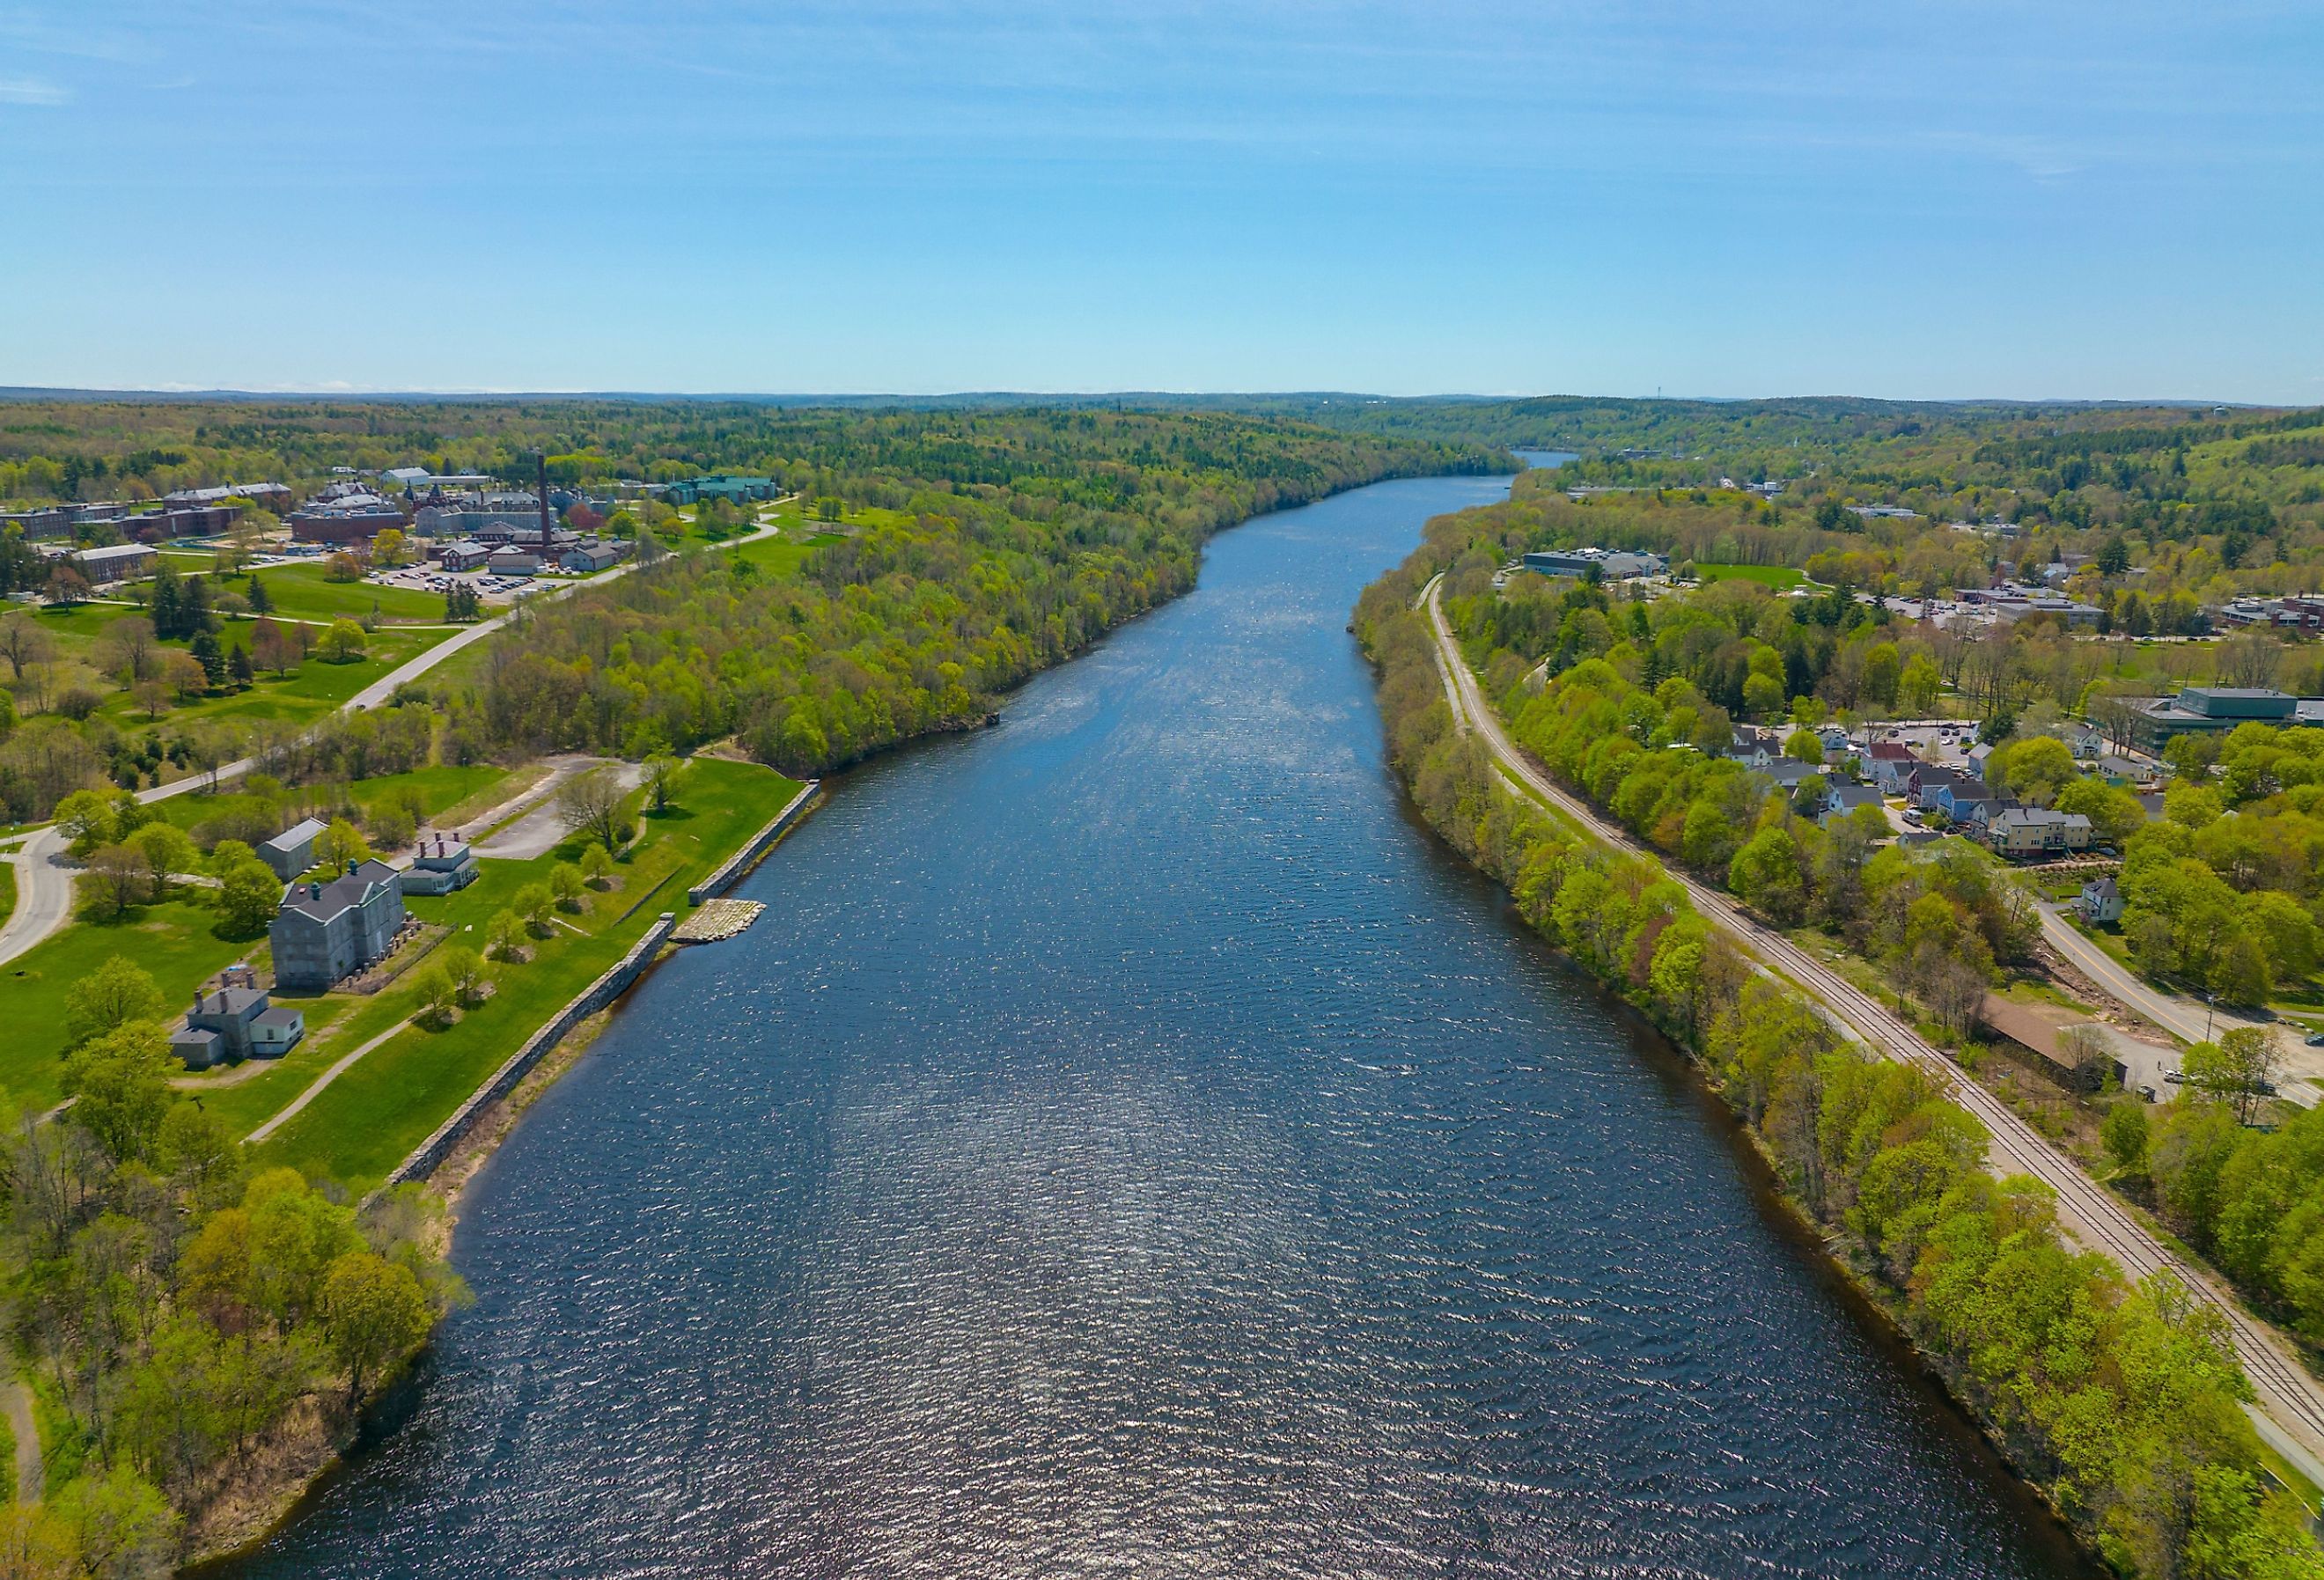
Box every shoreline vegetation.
[0,409,1504,1575]
[1355,532,2324,1577]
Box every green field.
[25,597,458,742]
[0,862,14,932]
[156,763,513,848]
[158,552,449,624]
[222,758,801,1187]
[1693,562,1806,589]
[0,893,268,1111]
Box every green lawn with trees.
[192,757,798,1185]
[0,895,273,1112]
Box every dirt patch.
[176,1396,347,1564]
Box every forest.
[0,408,1500,812]
[1354,548,2323,1580]
[0,954,462,1572]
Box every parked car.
[2306,1031,2324,1047]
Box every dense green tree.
[62,955,166,1048]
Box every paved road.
[472,757,644,859]
[1418,576,2324,1473]
[2034,901,2320,1106]
[0,508,793,969]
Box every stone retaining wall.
[377,911,678,1194]
[687,779,820,904]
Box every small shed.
[258,816,328,880]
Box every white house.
[2078,876,2124,924]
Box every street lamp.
[2204,990,2216,1043]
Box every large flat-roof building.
[665,474,776,506]
[67,541,156,584]
[1522,546,1666,581]
[2124,687,2324,754]
[288,494,406,546]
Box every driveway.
[2035,901,2313,1105]
[472,756,644,860]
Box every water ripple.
[224,476,2089,1580]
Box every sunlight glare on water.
[223,468,2090,1580]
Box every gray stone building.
[258,816,329,880]
[270,859,407,992]
[170,966,305,1069]
[402,833,478,896]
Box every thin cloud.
[0,76,66,104]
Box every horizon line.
[0,386,2292,411]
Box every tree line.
[1354,557,2323,1580]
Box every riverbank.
[1355,554,2322,1575]
[215,469,2116,1579]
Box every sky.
[4,1,2322,402]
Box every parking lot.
[370,564,558,603]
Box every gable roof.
[260,817,329,854]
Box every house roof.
[278,858,400,922]
[1830,784,1882,806]
[261,816,328,854]
[1991,808,2092,831]
[252,1007,303,1032]
[71,542,153,564]
[193,986,267,1019]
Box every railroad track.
[1416,576,2324,1460]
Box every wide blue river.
[226,469,2087,1576]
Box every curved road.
[1420,576,2324,1473]
[0,509,791,969]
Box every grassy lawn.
[346,764,510,820]
[1695,562,1805,589]
[0,862,12,932]
[154,763,511,844]
[0,893,264,1113]
[1999,976,2094,1014]
[244,562,446,625]
[156,553,448,625]
[59,622,452,746]
[27,588,456,745]
[240,757,802,1190]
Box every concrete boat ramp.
[673,898,764,944]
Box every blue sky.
[4,2,2321,401]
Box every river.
[224,468,2089,1577]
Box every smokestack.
[538,453,552,548]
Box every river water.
[228,471,2088,1577]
